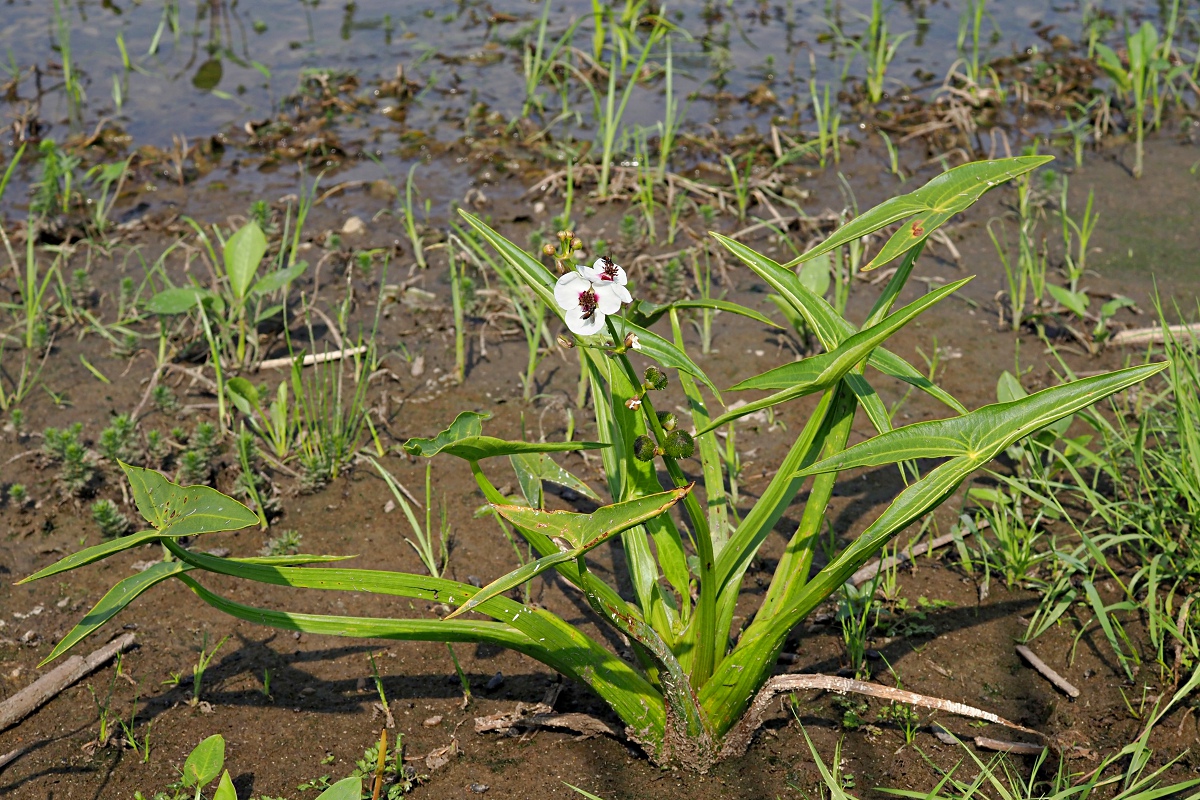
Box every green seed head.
[662,430,695,459]
[643,366,668,391]
[632,435,658,462]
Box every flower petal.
[554,272,588,310]
[594,284,624,314]
[610,283,632,304]
[566,307,605,336]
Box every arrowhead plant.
[28,157,1167,770]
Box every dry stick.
[1111,323,1200,347]
[130,363,165,421]
[0,634,137,733]
[720,672,1042,760]
[258,346,366,372]
[1016,645,1080,699]
[0,743,35,774]
[973,737,1046,755]
[849,527,977,588]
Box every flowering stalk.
[606,316,719,687]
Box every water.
[1,0,1170,152]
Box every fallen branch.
[974,736,1046,755]
[1016,645,1080,699]
[0,743,34,774]
[258,346,367,372]
[1110,323,1200,347]
[720,672,1042,759]
[474,702,621,740]
[0,634,137,733]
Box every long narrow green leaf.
[19,529,162,584]
[711,233,967,415]
[798,363,1168,475]
[608,316,722,402]
[403,410,607,460]
[628,298,780,329]
[781,156,1052,271]
[42,560,190,665]
[699,278,969,433]
[458,210,557,309]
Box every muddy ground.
[0,128,1197,800]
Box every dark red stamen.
[577,288,599,318]
[599,256,619,281]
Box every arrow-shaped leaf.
[781,156,1053,271]
[698,278,969,433]
[445,484,692,619]
[798,363,1168,476]
[120,462,259,536]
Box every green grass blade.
[403,410,608,460]
[19,529,162,584]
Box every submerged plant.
[30,158,1167,770]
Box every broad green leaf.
[700,278,969,433]
[798,363,1168,475]
[42,560,190,665]
[213,771,237,800]
[510,451,601,509]
[798,252,831,296]
[403,417,608,462]
[626,298,780,329]
[145,286,224,315]
[224,221,267,301]
[447,485,692,620]
[225,376,262,417]
[182,735,225,788]
[251,260,307,296]
[781,156,1053,271]
[119,462,259,536]
[1047,284,1089,318]
[19,529,162,584]
[711,233,967,415]
[608,316,723,402]
[314,777,363,800]
[996,370,1026,403]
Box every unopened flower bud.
[662,430,695,459]
[632,435,658,462]
[557,335,575,349]
[542,243,557,256]
[623,332,641,351]
[571,237,583,251]
[556,230,569,241]
[657,411,677,431]
[562,230,575,241]
[643,366,668,390]
[625,397,642,410]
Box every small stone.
[485,671,504,691]
[410,355,426,378]
[423,715,443,727]
[384,499,396,514]
[467,576,482,588]
[532,201,545,214]
[470,783,490,794]
[341,216,366,235]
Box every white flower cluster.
[553,256,631,335]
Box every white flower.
[554,271,625,335]
[580,256,632,304]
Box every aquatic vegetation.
[29,158,1169,770]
